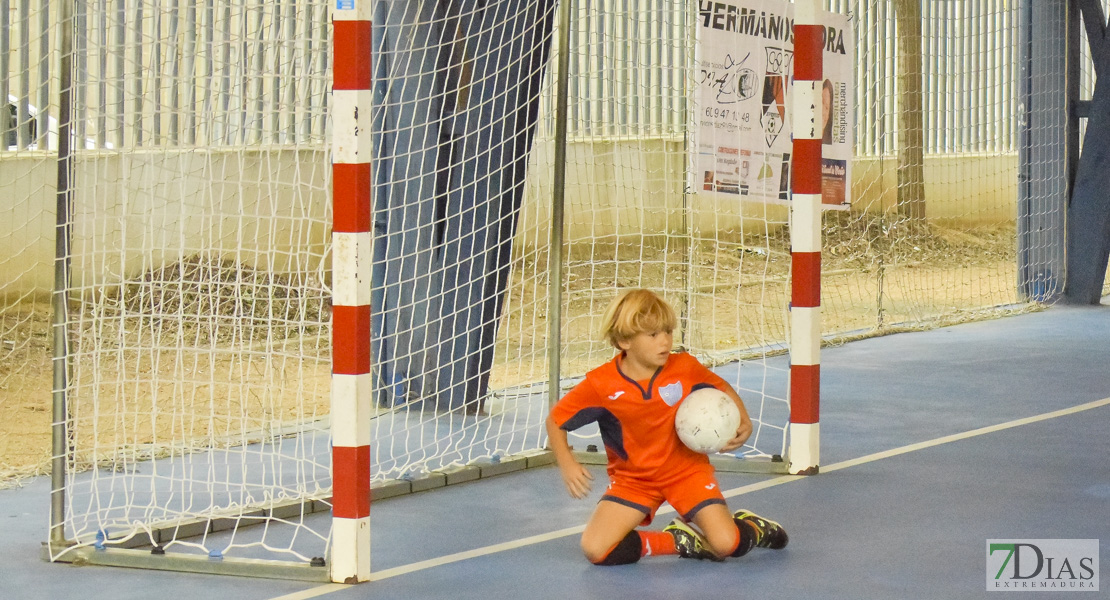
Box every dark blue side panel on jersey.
[560,407,628,461]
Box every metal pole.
[548,0,572,409]
[1019,0,1071,302]
[51,0,77,547]
[787,0,823,476]
[1065,0,1080,194]
[1016,0,1033,298]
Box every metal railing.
[0,1,1094,155]
[3,0,330,152]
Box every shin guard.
[593,530,643,566]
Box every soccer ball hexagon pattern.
[674,387,741,454]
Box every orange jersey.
[550,351,730,482]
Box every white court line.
[270,396,1110,599]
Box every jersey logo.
[705,483,717,490]
[607,390,625,401]
[659,381,683,406]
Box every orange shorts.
[600,464,726,526]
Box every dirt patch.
[0,306,54,482]
[1,222,1100,486]
[0,256,332,486]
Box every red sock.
[639,531,678,557]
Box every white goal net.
[0,0,1088,577]
[50,0,334,568]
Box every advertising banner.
[695,1,853,207]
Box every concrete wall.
[517,142,1020,252]
[850,153,1019,225]
[0,154,56,301]
[1,146,1019,300]
[0,149,329,301]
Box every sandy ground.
[1,222,1089,485]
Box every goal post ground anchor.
[40,542,332,583]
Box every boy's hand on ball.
[719,419,752,453]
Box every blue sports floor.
[2,302,1108,599]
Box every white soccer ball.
[674,387,741,454]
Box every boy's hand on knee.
[559,461,594,499]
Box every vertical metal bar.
[251,2,266,145]
[569,3,579,135]
[300,2,314,140]
[601,4,609,136]
[924,0,933,153]
[235,0,246,145]
[678,0,688,345]
[18,0,30,148]
[967,0,976,151]
[51,0,77,549]
[941,0,951,153]
[674,0,686,136]
[978,0,987,152]
[97,0,108,148]
[1017,0,1034,297]
[115,0,125,148]
[964,2,973,151]
[37,0,49,149]
[997,0,1005,151]
[935,0,944,152]
[985,1,994,150]
[876,0,885,156]
[856,0,866,155]
[296,0,307,141]
[587,5,597,135]
[549,0,573,409]
[966,0,974,152]
[1004,0,1014,151]
[201,0,214,145]
[861,0,870,154]
[670,0,679,134]
[74,0,88,147]
[1017,0,1068,301]
[1065,0,1081,191]
[271,0,286,144]
[651,0,661,136]
[169,0,181,145]
[1,0,10,150]
[884,0,894,154]
[639,0,647,136]
[314,3,328,139]
[133,0,144,146]
[599,4,608,136]
[874,0,883,152]
[184,0,197,145]
[994,0,1002,149]
[638,0,647,137]
[236,0,249,145]
[959,1,969,151]
[630,0,640,134]
[614,0,624,137]
[950,0,959,153]
[219,1,231,144]
[1006,0,1015,151]
[283,0,297,143]
[153,0,163,144]
[981,0,990,151]
[681,0,693,348]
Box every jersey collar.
[614,353,664,400]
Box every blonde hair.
[600,289,677,349]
